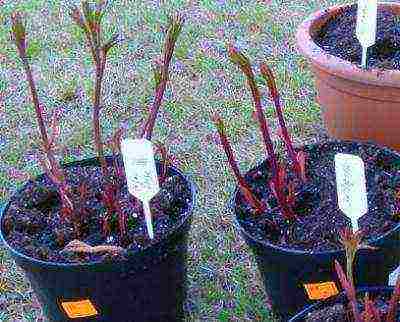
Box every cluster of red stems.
[213,45,307,225]
[11,0,183,238]
[335,228,400,321]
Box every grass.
[0,0,342,321]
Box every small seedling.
[338,228,373,290]
[335,257,400,321]
[335,228,397,321]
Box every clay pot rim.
[296,2,400,88]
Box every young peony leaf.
[227,44,252,76]
[260,63,278,99]
[69,5,87,31]
[11,12,26,56]
[339,227,363,285]
[95,0,107,25]
[168,13,184,43]
[153,63,163,88]
[81,1,93,25]
[102,33,119,55]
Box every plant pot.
[289,286,396,321]
[0,157,196,322]
[232,140,400,321]
[296,3,400,151]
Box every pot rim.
[296,2,400,88]
[289,286,395,321]
[232,139,400,257]
[0,155,197,268]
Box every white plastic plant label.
[356,0,377,68]
[121,138,159,239]
[335,153,368,231]
[389,265,400,286]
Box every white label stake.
[335,153,368,231]
[356,0,377,69]
[389,265,400,286]
[121,139,160,239]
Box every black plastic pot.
[289,286,396,321]
[0,157,196,322]
[232,141,400,321]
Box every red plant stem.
[116,206,127,238]
[386,272,400,322]
[155,143,169,185]
[140,15,183,140]
[110,127,125,180]
[92,56,108,175]
[260,64,304,182]
[227,46,297,221]
[213,114,270,217]
[247,75,279,185]
[15,37,76,228]
[73,4,108,176]
[22,60,74,211]
[227,46,279,181]
[23,63,50,151]
[141,78,168,140]
[245,73,296,221]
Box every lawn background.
[0,0,343,321]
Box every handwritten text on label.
[335,153,368,231]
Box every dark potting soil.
[235,141,400,252]
[313,4,400,70]
[1,157,192,264]
[304,292,400,321]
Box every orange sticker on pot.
[61,299,98,318]
[304,281,339,300]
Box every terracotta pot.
[296,3,400,151]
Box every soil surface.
[235,141,400,252]
[1,157,192,264]
[304,292,400,321]
[313,4,400,70]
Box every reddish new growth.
[214,45,306,222]
[260,64,307,183]
[11,13,79,233]
[140,14,184,140]
[154,142,172,185]
[339,228,365,288]
[335,259,400,322]
[70,1,124,237]
[335,228,399,322]
[70,0,119,176]
[11,2,184,240]
[335,260,362,322]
